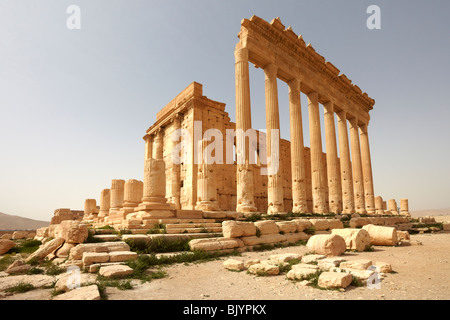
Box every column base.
[236,204,258,213]
[195,201,219,211]
[267,204,287,215]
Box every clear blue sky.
[0,0,449,221]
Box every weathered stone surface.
[189,238,222,251]
[53,284,100,300]
[309,219,330,231]
[55,243,76,258]
[254,221,279,235]
[269,253,302,264]
[55,272,97,293]
[284,232,310,243]
[12,231,29,240]
[328,219,344,230]
[275,221,297,233]
[223,259,245,271]
[0,239,15,255]
[25,238,65,262]
[339,268,375,283]
[218,238,244,250]
[244,259,260,269]
[301,254,326,264]
[340,259,372,270]
[375,261,392,273]
[58,220,89,244]
[291,263,319,270]
[396,230,410,241]
[443,223,450,231]
[5,260,31,274]
[82,252,110,266]
[0,274,55,292]
[247,263,279,276]
[1,233,12,240]
[318,272,352,289]
[222,221,243,238]
[331,228,371,252]
[362,224,398,246]
[108,251,137,263]
[69,242,130,260]
[317,257,347,270]
[286,267,317,280]
[292,219,312,232]
[99,265,134,278]
[306,234,346,256]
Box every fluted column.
[171,114,182,210]
[98,189,110,220]
[360,123,375,214]
[195,140,219,211]
[264,63,285,214]
[136,128,173,218]
[348,117,366,214]
[400,198,410,216]
[336,110,354,214]
[110,179,125,213]
[122,179,144,212]
[83,199,98,221]
[375,196,384,215]
[144,135,153,161]
[288,79,308,213]
[323,102,342,214]
[307,91,327,213]
[388,199,399,215]
[235,46,257,213]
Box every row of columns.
[234,46,376,214]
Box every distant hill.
[410,208,450,218]
[0,211,49,231]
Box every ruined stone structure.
[78,16,410,228]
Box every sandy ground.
[2,216,450,301]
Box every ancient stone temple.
[79,16,410,230]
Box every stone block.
[99,265,134,278]
[340,259,372,270]
[331,228,371,252]
[223,259,245,271]
[301,254,326,264]
[25,238,65,262]
[306,234,346,256]
[375,261,392,273]
[52,284,101,300]
[0,239,15,255]
[247,263,279,276]
[284,232,310,243]
[108,251,138,262]
[292,219,312,232]
[309,219,330,231]
[82,252,109,266]
[254,220,279,235]
[362,224,398,246]
[275,221,297,233]
[269,253,302,264]
[286,267,318,280]
[318,272,352,289]
[317,257,347,270]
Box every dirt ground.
[2,216,450,301]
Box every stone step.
[165,227,222,234]
[159,218,216,224]
[92,234,121,241]
[165,223,222,229]
[121,233,222,243]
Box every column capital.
[234,47,249,63]
[264,63,278,79]
[323,101,334,113]
[287,78,301,92]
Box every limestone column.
[375,196,384,215]
[109,179,125,215]
[171,114,182,210]
[348,117,366,214]
[235,46,257,213]
[121,179,144,216]
[336,111,354,214]
[323,102,342,214]
[400,198,410,216]
[307,91,327,213]
[388,199,399,215]
[288,78,308,213]
[136,128,173,218]
[360,123,375,214]
[264,63,285,214]
[83,199,98,221]
[144,134,153,161]
[98,189,111,221]
[195,140,219,211]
